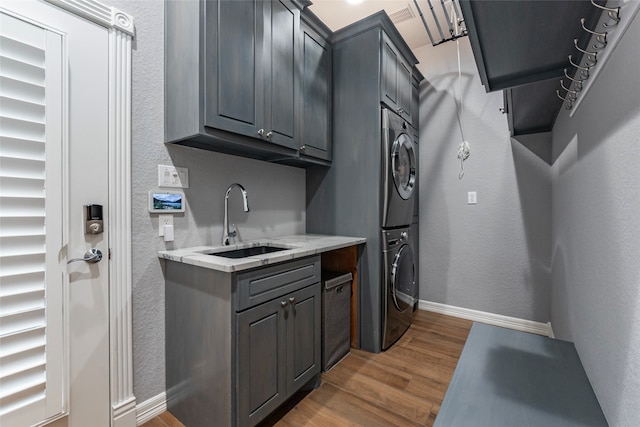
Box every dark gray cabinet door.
[264,0,299,150]
[204,0,264,139]
[286,284,321,392]
[237,297,287,427]
[381,34,412,123]
[205,0,299,150]
[381,37,399,110]
[299,21,331,161]
[236,283,320,426]
[398,61,411,121]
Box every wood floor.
[141,310,472,427]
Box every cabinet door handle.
[258,128,265,137]
[288,297,295,305]
[300,145,306,152]
[266,131,273,139]
[396,108,405,114]
[281,300,288,308]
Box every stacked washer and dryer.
[306,12,422,353]
[380,108,418,349]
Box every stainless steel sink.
[207,245,288,259]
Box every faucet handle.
[229,224,237,238]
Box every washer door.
[390,244,416,312]
[391,133,416,200]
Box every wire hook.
[573,39,598,65]
[556,90,574,110]
[563,68,584,91]
[590,0,620,27]
[560,80,579,95]
[581,18,607,49]
[568,55,591,79]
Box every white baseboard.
[136,392,166,426]
[419,300,554,337]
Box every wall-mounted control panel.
[148,190,185,213]
[85,204,104,234]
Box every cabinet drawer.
[236,256,321,311]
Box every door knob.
[280,300,288,308]
[258,128,265,137]
[288,297,296,305]
[67,248,103,264]
[265,131,273,139]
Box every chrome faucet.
[223,183,250,245]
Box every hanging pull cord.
[453,35,469,180]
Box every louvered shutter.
[0,12,65,426]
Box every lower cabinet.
[165,255,321,427]
[237,284,320,426]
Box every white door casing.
[0,1,134,426]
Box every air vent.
[388,5,415,25]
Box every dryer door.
[391,133,416,200]
[390,243,416,312]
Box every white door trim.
[43,1,135,426]
[45,0,134,36]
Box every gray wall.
[550,13,640,426]
[110,0,306,404]
[413,39,552,322]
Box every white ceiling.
[308,0,462,51]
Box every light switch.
[468,191,477,205]
[158,165,189,188]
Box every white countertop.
[158,234,366,273]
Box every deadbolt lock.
[85,204,104,235]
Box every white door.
[0,1,110,426]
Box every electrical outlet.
[468,191,477,205]
[159,214,173,236]
[158,165,189,188]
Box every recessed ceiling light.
[346,0,365,5]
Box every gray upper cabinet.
[265,0,300,149]
[166,0,304,161]
[381,33,412,123]
[205,0,299,150]
[203,1,262,143]
[298,12,332,163]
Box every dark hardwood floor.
[141,310,472,427]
